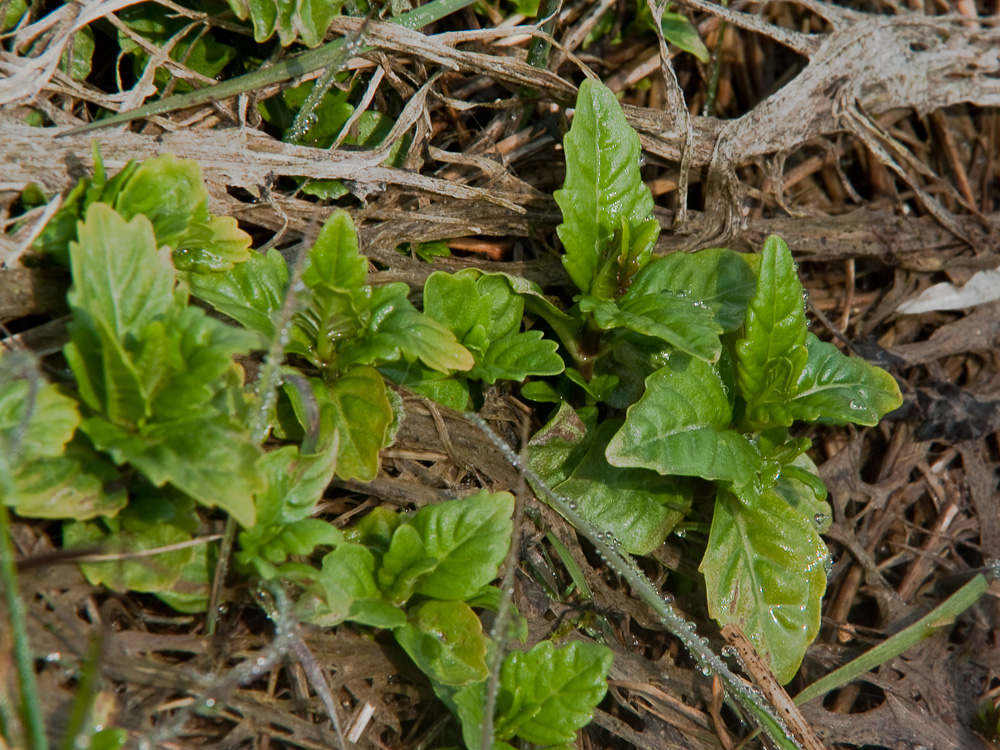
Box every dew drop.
[849,400,862,410]
[987,559,1000,581]
[721,645,737,658]
[204,698,216,708]
[45,652,61,662]
[567,501,578,511]
[638,153,648,167]
[813,512,830,527]
[662,593,674,605]
[685,622,697,633]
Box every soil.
[1,0,999,748]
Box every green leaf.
[237,437,341,567]
[787,333,903,426]
[471,331,564,384]
[67,203,177,343]
[580,293,722,363]
[113,154,251,272]
[606,356,761,482]
[341,283,475,374]
[9,439,126,520]
[423,270,563,383]
[313,541,406,628]
[378,523,437,603]
[80,415,262,528]
[661,11,710,62]
[393,600,489,686]
[699,487,829,684]
[291,210,369,367]
[555,78,656,297]
[736,235,809,430]
[624,248,757,333]
[494,640,612,745]
[424,270,492,347]
[119,3,235,92]
[226,0,347,47]
[64,495,198,595]
[0,376,79,461]
[771,453,832,534]
[407,490,515,600]
[61,26,95,81]
[378,362,471,410]
[186,248,289,339]
[529,403,691,555]
[322,366,394,482]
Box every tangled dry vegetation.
[2,0,1000,747]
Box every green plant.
[511,79,903,683]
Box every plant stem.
[0,505,48,750]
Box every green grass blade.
[794,573,989,706]
[59,0,479,137]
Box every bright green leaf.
[736,235,809,430]
[788,333,903,426]
[407,490,514,601]
[186,248,288,339]
[471,331,564,384]
[378,523,437,603]
[606,356,762,482]
[393,600,489,686]
[700,487,829,684]
[555,78,656,297]
[494,640,612,745]
[67,203,177,342]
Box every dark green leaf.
[788,333,903,426]
[606,356,761,482]
[322,366,394,482]
[580,292,722,362]
[699,487,829,684]
[529,404,691,554]
[625,248,757,333]
[378,362,471,410]
[555,79,656,297]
